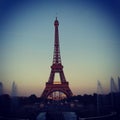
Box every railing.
[79,112,117,120]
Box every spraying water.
[11,81,19,112]
[11,81,17,97]
[0,82,3,95]
[118,76,120,92]
[110,77,118,108]
[97,80,104,115]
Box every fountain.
[118,76,120,92]
[97,80,104,115]
[11,81,19,112]
[0,82,3,95]
[110,77,119,108]
[11,81,17,97]
[110,77,118,93]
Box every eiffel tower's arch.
[42,82,72,99]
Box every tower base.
[41,82,72,99]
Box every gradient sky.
[0,0,120,97]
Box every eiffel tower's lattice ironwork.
[41,18,73,99]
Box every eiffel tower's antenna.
[56,12,58,18]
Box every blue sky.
[0,0,120,96]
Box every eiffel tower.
[41,18,73,99]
